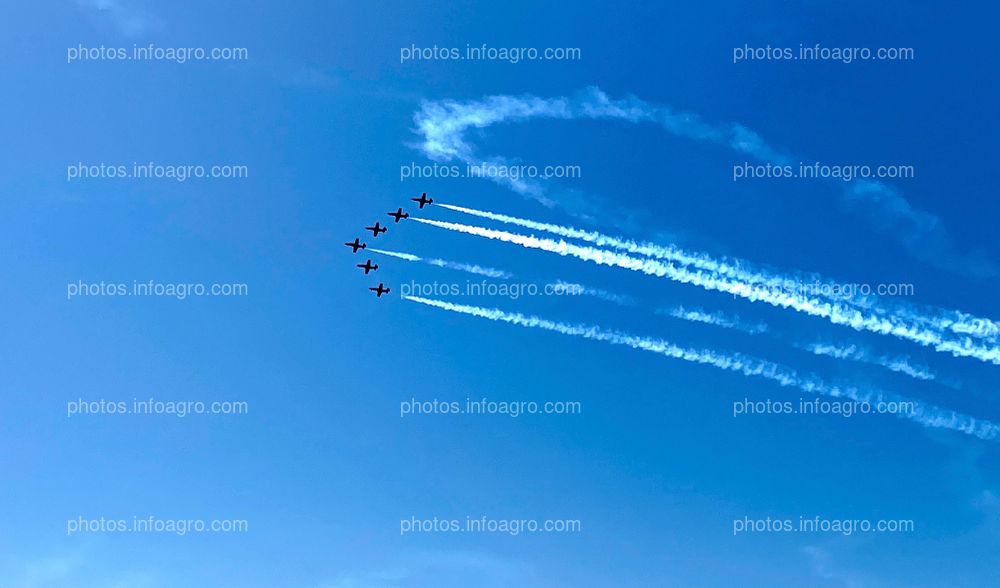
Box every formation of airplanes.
[346,193,431,298]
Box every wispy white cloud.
[414,88,995,277]
[3,551,162,588]
[76,0,157,37]
[317,550,538,588]
[404,295,1000,440]
[410,216,1000,366]
[801,546,869,588]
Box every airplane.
[344,238,366,253]
[411,192,433,208]
[369,283,390,298]
[365,222,387,237]
[387,207,409,223]
[356,259,378,274]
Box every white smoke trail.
[437,201,759,277]
[425,259,511,279]
[410,217,1000,365]
[404,295,1000,440]
[549,280,635,306]
[368,248,512,279]
[662,306,768,335]
[803,343,936,382]
[368,248,420,262]
[369,248,625,303]
[434,202,1000,345]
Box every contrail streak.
[368,248,420,262]
[404,295,1000,440]
[661,306,768,335]
[434,202,1000,345]
[411,217,1000,365]
[802,343,936,382]
[548,280,635,306]
[437,201,757,275]
[368,248,512,279]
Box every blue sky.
[2,1,1000,586]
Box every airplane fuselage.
[411,193,432,208]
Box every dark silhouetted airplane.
[345,238,366,253]
[365,222,387,237]
[369,283,390,297]
[411,192,433,208]
[356,259,378,274]
[387,207,409,223]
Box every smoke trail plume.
[803,342,936,382]
[410,217,1000,365]
[368,248,512,279]
[404,295,1000,440]
[548,280,635,306]
[662,306,768,335]
[435,202,1000,346]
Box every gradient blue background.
[2,1,999,586]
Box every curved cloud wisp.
[413,87,995,279]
